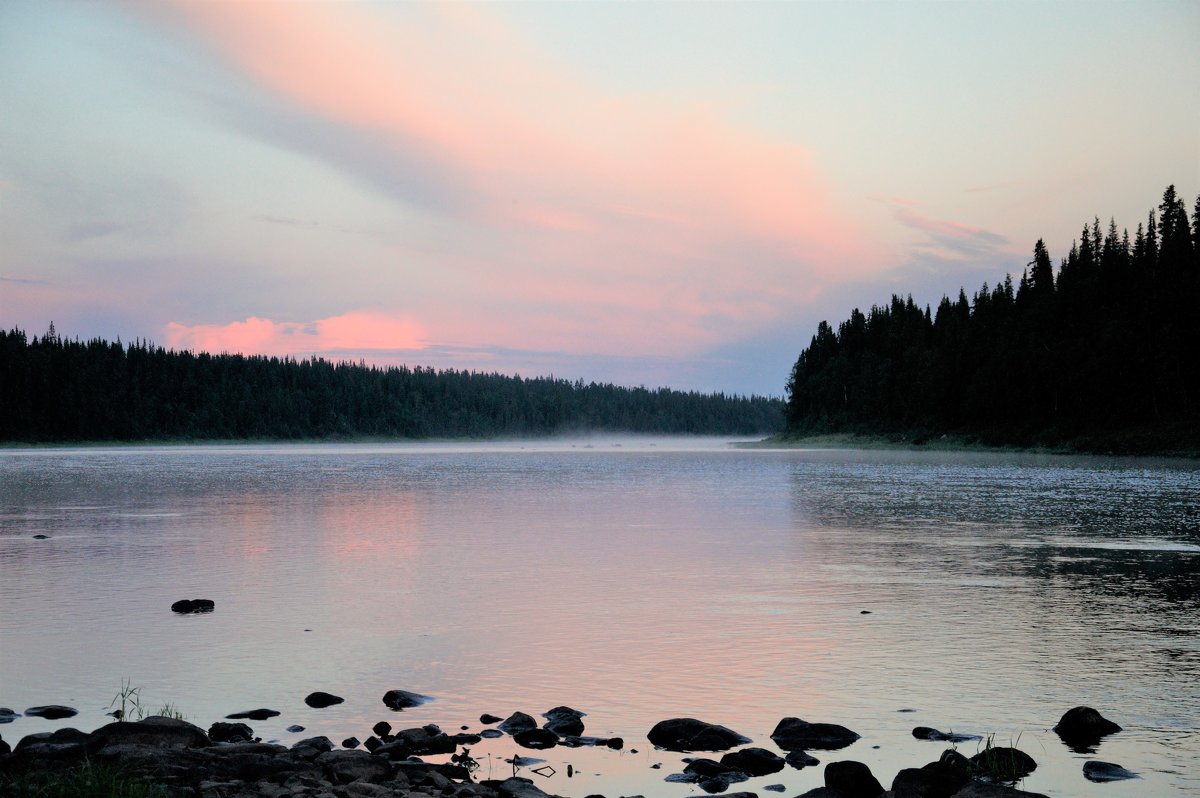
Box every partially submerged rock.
[513,727,559,749]
[720,746,785,776]
[786,749,821,769]
[1053,706,1122,750]
[170,598,215,614]
[225,708,279,721]
[969,746,1037,781]
[498,711,538,735]
[303,691,344,709]
[542,705,586,736]
[771,717,860,751]
[382,689,431,711]
[23,705,78,720]
[1083,760,1139,782]
[647,717,751,752]
[912,726,982,743]
[0,708,19,724]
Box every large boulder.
[91,717,213,750]
[1083,760,1138,782]
[382,689,431,710]
[969,746,1037,781]
[771,717,860,751]
[720,746,785,776]
[825,760,884,798]
[23,705,78,720]
[303,691,344,709]
[647,717,751,752]
[1052,706,1121,750]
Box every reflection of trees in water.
[786,454,1200,606]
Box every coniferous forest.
[784,186,1200,454]
[0,330,783,442]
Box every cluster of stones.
[0,701,1135,798]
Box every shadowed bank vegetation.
[784,186,1200,455]
[0,331,783,442]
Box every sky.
[1,1,1197,396]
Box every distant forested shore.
[784,185,1200,456]
[0,331,783,442]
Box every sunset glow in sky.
[2,1,1197,394]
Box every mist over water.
[1,440,1197,796]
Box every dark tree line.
[0,332,783,442]
[785,185,1200,454]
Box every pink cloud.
[164,312,425,357]
[133,1,890,359]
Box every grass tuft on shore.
[0,761,168,798]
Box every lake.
[1,439,1197,796]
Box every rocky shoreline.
[0,699,1135,798]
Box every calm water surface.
[1,439,1197,796]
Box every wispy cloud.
[878,197,1010,261]
[125,0,888,360]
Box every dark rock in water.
[341,736,360,749]
[860,610,872,614]
[893,765,968,798]
[720,746,785,776]
[303,691,343,708]
[11,727,93,765]
[666,758,750,794]
[543,705,587,736]
[372,720,392,737]
[897,708,918,713]
[285,724,305,733]
[771,717,860,751]
[481,728,504,738]
[825,760,884,798]
[606,736,624,750]
[499,711,538,734]
[786,749,820,769]
[208,721,254,743]
[480,713,503,724]
[226,708,279,721]
[912,726,981,743]
[362,735,381,752]
[170,598,215,614]
[32,534,49,540]
[24,705,78,720]
[382,689,431,710]
[514,727,559,749]
[647,717,751,752]
[970,746,1037,781]
[764,785,786,793]
[1053,706,1122,750]
[0,708,19,723]
[1083,760,1139,782]
[450,732,482,745]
